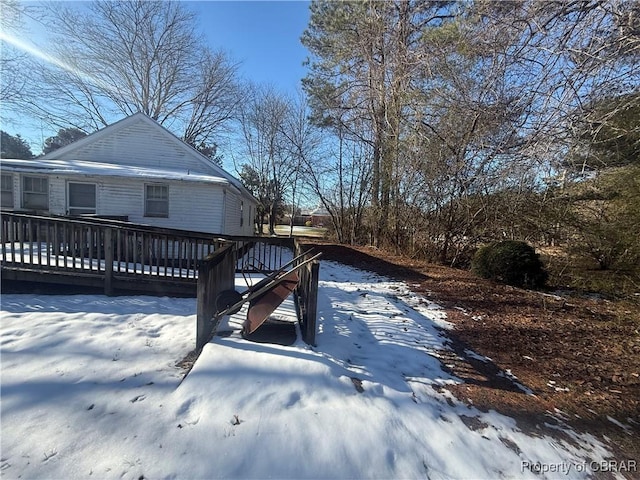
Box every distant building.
[296,206,331,227]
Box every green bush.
[472,240,548,288]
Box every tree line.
[2,0,638,271]
[1,128,87,159]
[298,0,639,270]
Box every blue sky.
[2,1,312,155]
[189,1,311,91]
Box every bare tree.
[330,137,372,244]
[19,1,240,150]
[302,0,639,264]
[470,1,640,175]
[301,117,372,244]
[238,84,295,235]
[400,3,543,263]
[303,1,453,247]
[466,1,640,253]
[278,91,320,236]
[0,0,37,107]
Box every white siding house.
[0,113,257,236]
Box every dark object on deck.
[215,289,243,315]
[242,318,297,346]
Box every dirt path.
[308,242,640,476]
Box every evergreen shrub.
[471,240,548,288]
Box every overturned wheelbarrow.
[214,251,322,336]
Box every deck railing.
[2,212,319,347]
[196,242,237,349]
[1,212,226,291]
[195,238,320,349]
[1,212,296,294]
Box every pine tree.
[1,131,34,159]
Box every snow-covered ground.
[1,260,617,479]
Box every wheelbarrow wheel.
[216,289,243,315]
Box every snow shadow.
[312,283,458,395]
[311,262,534,398]
[207,260,534,399]
[0,376,177,416]
[241,318,297,346]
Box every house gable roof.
[40,112,255,200]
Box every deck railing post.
[104,227,114,296]
[304,260,320,346]
[292,240,320,346]
[196,243,236,350]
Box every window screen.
[145,184,168,217]
[22,176,48,210]
[68,182,96,215]
[1,174,13,208]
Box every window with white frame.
[22,176,49,210]
[68,182,96,215]
[1,173,13,208]
[144,184,169,217]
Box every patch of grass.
[272,225,328,238]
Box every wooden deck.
[1,212,295,296]
[2,212,321,348]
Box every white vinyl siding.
[223,191,238,235]
[145,184,169,217]
[1,173,13,208]
[67,182,96,215]
[165,184,223,233]
[98,181,142,219]
[1,169,241,234]
[97,179,224,233]
[22,176,48,210]
[54,119,210,174]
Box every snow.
[1,260,618,479]
[0,158,229,185]
[606,416,634,435]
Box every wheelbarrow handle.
[238,247,316,296]
[215,252,322,319]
